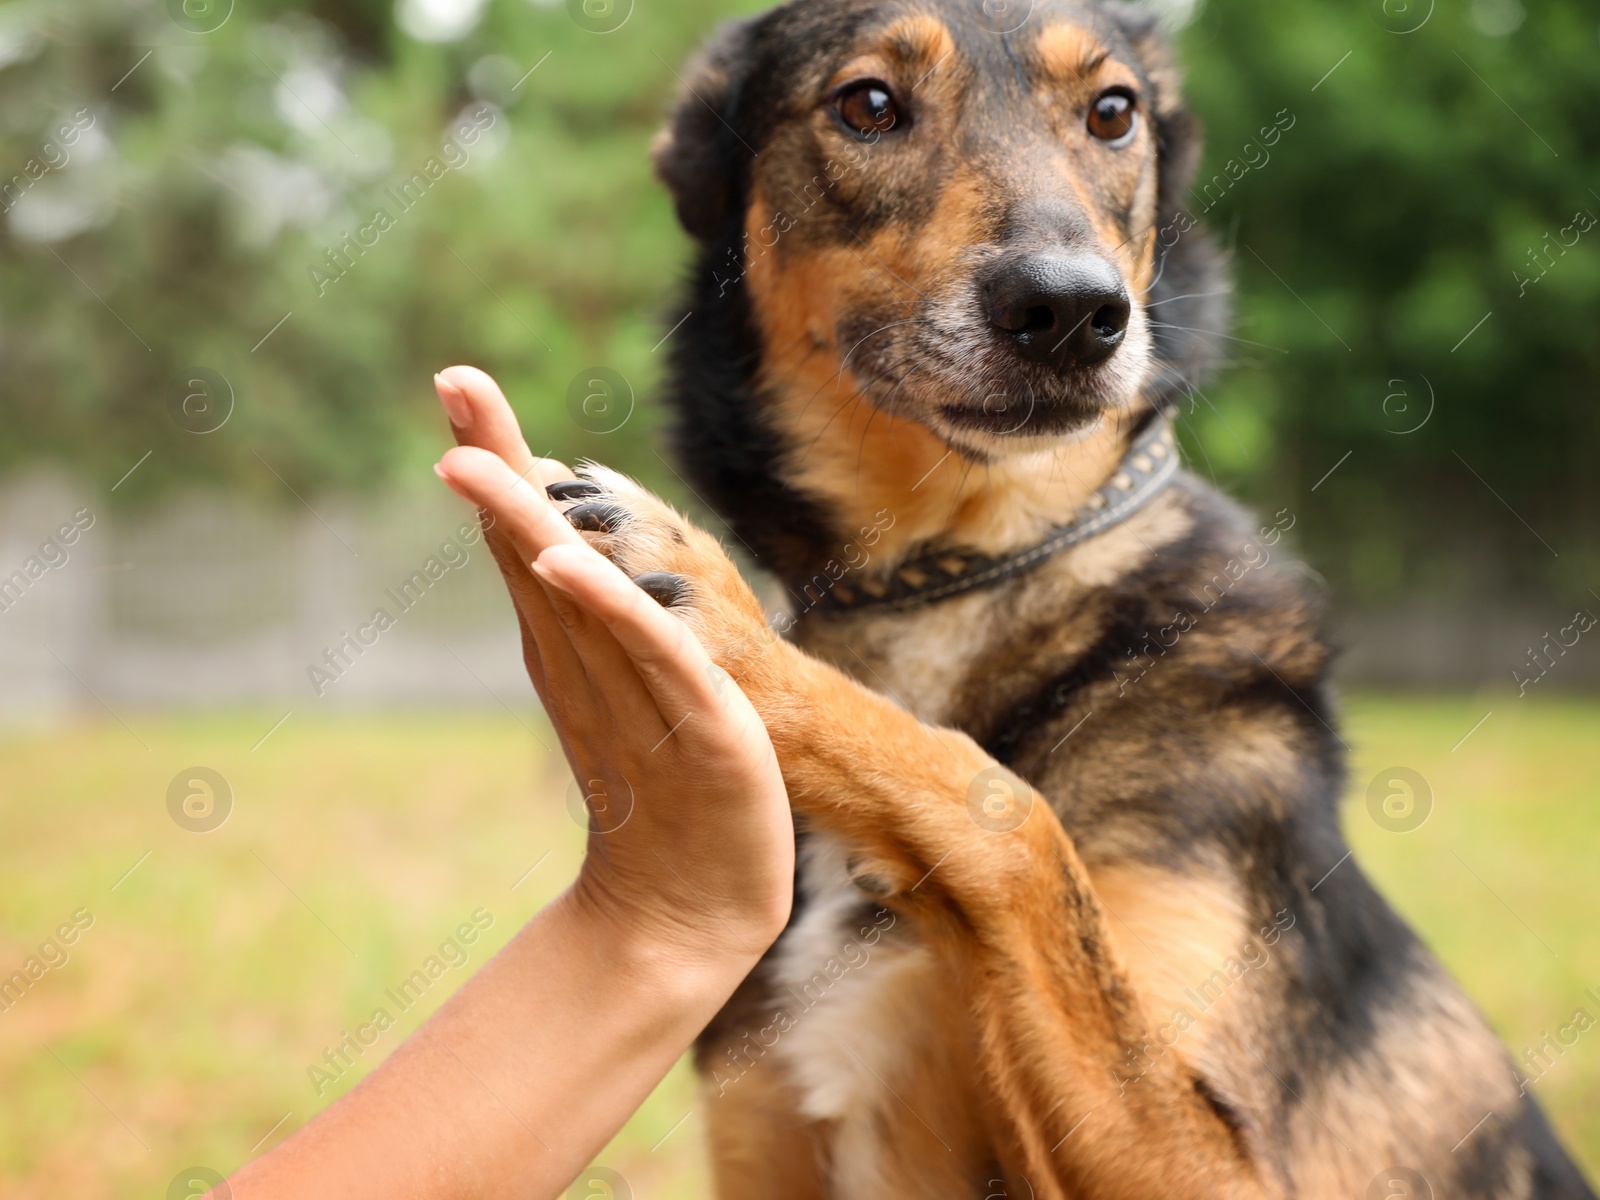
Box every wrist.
[560,873,767,1018]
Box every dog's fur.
[562,1,1596,1195]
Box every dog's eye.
[835,80,903,137]
[1087,89,1138,144]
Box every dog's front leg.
[556,470,1275,1200]
[746,655,1272,1200]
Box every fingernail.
[433,461,469,500]
[546,480,604,502]
[435,373,472,428]
[564,502,627,533]
[530,559,576,596]
[633,572,688,607]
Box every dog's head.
[656,0,1223,452]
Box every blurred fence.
[0,472,529,721]
[2,470,1596,723]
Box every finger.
[529,566,672,748]
[434,448,603,726]
[434,467,555,697]
[435,365,572,489]
[435,447,673,740]
[532,544,733,723]
[436,446,589,559]
[507,593,550,698]
[434,446,682,752]
[434,366,577,689]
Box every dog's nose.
[982,255,1131,368]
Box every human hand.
[430,366,794,989]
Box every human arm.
[225,365,794,1199]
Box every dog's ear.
[651,17,761,243]
[1103,4,1202,214]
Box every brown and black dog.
[549,0,1598,1195]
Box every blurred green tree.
[1177,0,1600,603]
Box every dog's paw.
[547,468,776,674]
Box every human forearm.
[229,887,752,1200]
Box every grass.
[0,695,1596,1195]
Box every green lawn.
[1,696,1596,1196]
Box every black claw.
[546,479,604,502]
[564,502,628,533]
[633,572,688,607]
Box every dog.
[547,0,1598,1195]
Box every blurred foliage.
[0,0,757,505]
[0,0,1595,605]
[1176,0,1600,603]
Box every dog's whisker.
[1151,361,1209,416]
[1147,321,1288,355]
[1171,403,1220,487]
[1144,288,1232,309]
[939,455,978,529]
[801,391,871,463]
[794,325,913,422]
[835,318,922,386]
[882,360,929,411]
[1185,382,1249,458]
[798,356,915,465]
[855,400,882,496]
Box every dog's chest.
[770,837,983,1196]
[794,591,999,727]
[775,578,1102,1193]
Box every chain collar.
[803,417,1180,616]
